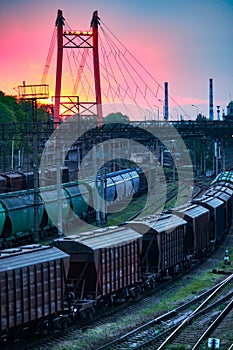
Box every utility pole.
[56,138,63,236]
[54,9,65,124]
[18,83,49,242]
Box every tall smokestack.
[209,78,214,121]
[164,82,169,121]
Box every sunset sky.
[0,0,233,119]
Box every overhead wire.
[99,28,147,120]
[44,14,189,121]
[100,25,162,116]
[40,27,56,86]
[101,20,189,120]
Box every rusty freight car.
[173,204,210,259]
[204,188,232,231]
[0,244,70,340]
[0,173,23,192]
[53,226,143,316]
[192,196,225,244]
[127,214,187,279]
[210,184,233,224]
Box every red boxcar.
[211,184,233,226]
[0,176,7,193]
[0,244,70,340]
[53,226,142,306]
[1,173,23,192]
[192,196,225,244]
[173,204,210,258]
[128,214,187,278]
[205,187,232,231]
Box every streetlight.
[158,99,164,118]
[154,105,159,120]
[173,108,179,120]
[191,104,199,118]
[146,109,153,120]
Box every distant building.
[223,101,233,121]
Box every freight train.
[0,165,155,248]
[0,171,232,342]
[0,167,69,193]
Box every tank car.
[0,189,44,247]
[0,166,154,248]
[135,164,156,192]
[100,168,140,204]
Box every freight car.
[192,195,225,244]
[0,176,7,194]
[211,171,233,190]
[53,226,143,314]
[127,214,187,279]
[0,226,143,341]
[0,244,70,341]
[0,166,155,248]
[172,203,210,259]
[209,184,233,224]
[204,188,232,231]
[1,171,233,343]
[0,173,23,192]
[0,167,70,193]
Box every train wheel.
[88,307,95,319]
[61,316,71,329]
[79,310,87,320]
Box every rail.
[96,274,233,350]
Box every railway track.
[1,182,212,350]
[96,274,233,350]
[1,268,187,350]
[41,178,190,241]
[123,180,198,223]
[5,242,225,350]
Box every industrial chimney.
[209,78,214,120]
[164,82,169,121]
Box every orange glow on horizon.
[1,3,232,121]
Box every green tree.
[0,101,16,123]
[103,112,130,123]
[0,91,51,171]
[0,91,48,123]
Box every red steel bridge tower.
[54,9,103,126]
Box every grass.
[166,345,192,350]
[53,265,228,350]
